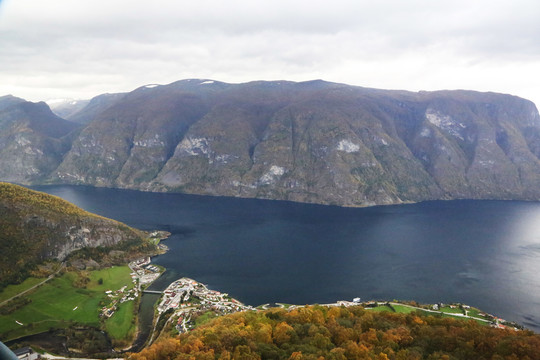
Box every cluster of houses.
[432,303,471,311]
[156,277,253,334]
[99,257,166,319]
[100,284,139,318]
[129,257,162,286]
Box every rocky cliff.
[0,182,147,286]
[2,80,540,206]
[0,96,81,184]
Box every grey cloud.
[0,0,539,105]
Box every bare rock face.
[0,182,146,286]
[52,220,137,261]
[0,96,81,184]
[2,80,540,206]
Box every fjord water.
[35,185,540,332]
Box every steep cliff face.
[3,80,540,206]
[0,182,147,286]
[388,90,540,201]
[0,97,81,184]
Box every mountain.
[47,98,90,120]
[0,182,150,287]
[47,94,126,125]
[4,80,540,206]
[0,95,26,111]
[61,93,126,124]
[0,98,81,184]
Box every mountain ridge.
[2,79,540,207]
[0,182,152,288]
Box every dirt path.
[387,302,491,323]
[0,263,65,307]
[41,353,123,360]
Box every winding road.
[0,263,65,307]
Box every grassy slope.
[369,303,492,326]
[0,182,105,219]
[0,266,135,341]
[0,182,146,288]
[105,300,136,340]
[0,278,44,303]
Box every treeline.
[128,305,540,360]
[0,182,100,219]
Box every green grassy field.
[367,303,492,327]
[88,266,135,292]
[391,304,418,314]
[105,300,136,340]
[466,307,491,320]
[368,304,419,314]
[0,277,45,303]
[195,310,220,326]
[367,305,394,312]
[0,266,135,341]
[440,306,465,314]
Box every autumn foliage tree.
[128,305,540,360]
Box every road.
[0,263,65,307]
[318,301,492,324]
[41,353,123,360]
[386,302,492,323]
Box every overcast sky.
[1,0,539,107]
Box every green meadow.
[0,277,45,303]
[368,304,418,313]
[105,299,136,341]
[0,266,136,342]
[368,303,491,326]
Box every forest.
[128,305,540,360]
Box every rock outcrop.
[0,96,81,184]
[0,182,147,286]
[2,80,540,206]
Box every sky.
[1,0,539,107]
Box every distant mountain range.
[1,79,539,206]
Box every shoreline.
[2,229,527,358]
[129,230,525,351]
[134,259,524,351]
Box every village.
[99,255,520,333]
[129,257,162,288]
[99,257,163,319]
[156,277,253,333]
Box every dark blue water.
[34,185,540,332]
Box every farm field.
[0,266,135,341]
[0,277,45,303]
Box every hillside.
[129,305,540,360]
[0,182,152,287]
[0,97,81,184]
[3,80,540,206]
